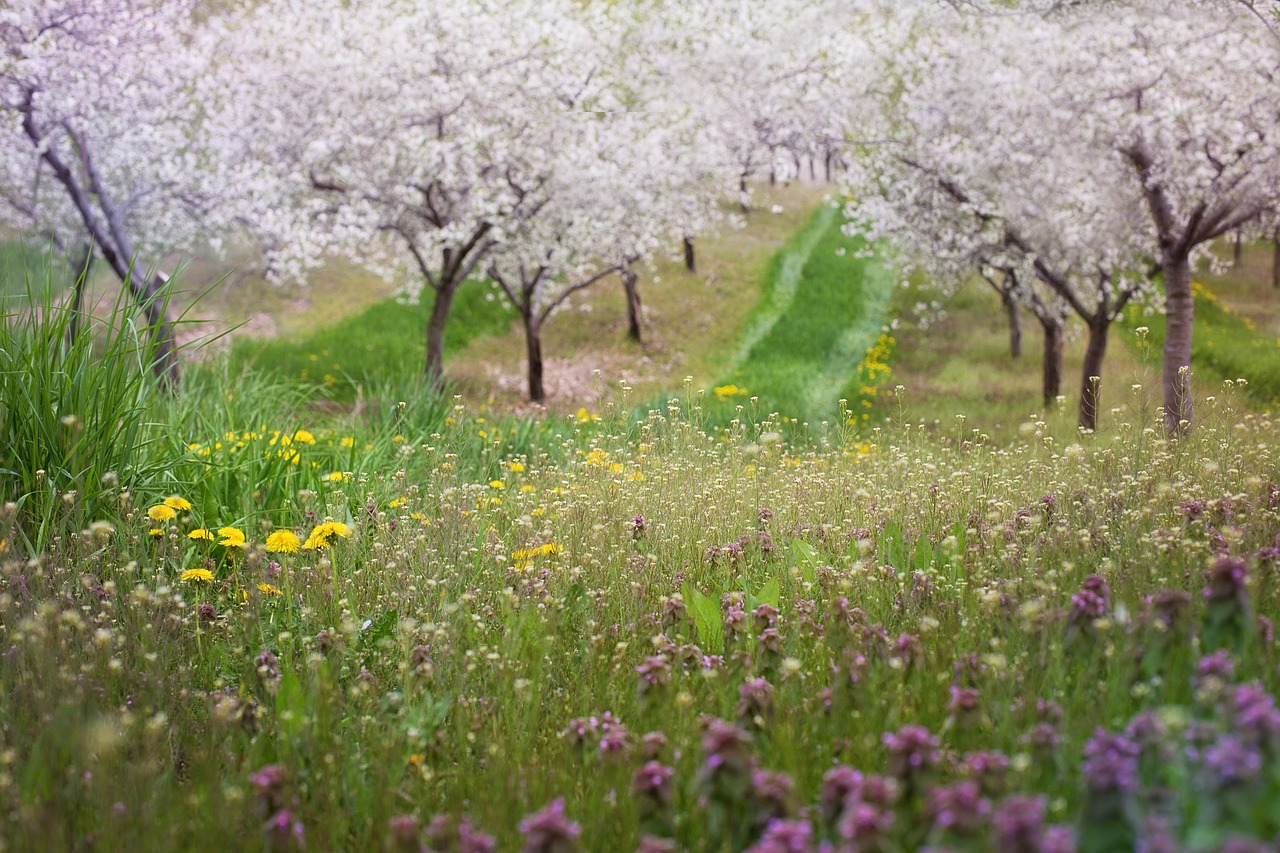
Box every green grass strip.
[717,205,894,423]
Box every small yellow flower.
[326,471,346,482]
[266,530,301,554]
[148,528,165,537]
[189,528,215,542]
[292,429,315,445]
[508,461,525,473]
[180,568,214,583]
[257,583,282,596]
[217,527,246,548]
[388,497,407,509]
[147,504,177,522]
[163,495,192,511]
[489,480,505,489]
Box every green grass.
[710,203,894,426]
[4,241,1280,852]
[0,240,73,305]
[1117,282,1280,413]
[229,278,518,401]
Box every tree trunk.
[1273,229,1280,290]
[1002,290,1023,359]
[524,313,545,403]
[1041,316,1064,406]
[1162,251,1194,434]
[131,271,179,388]
[1078,315,1109,431]
[683,236,696,274]
[622,268,642,344]
[1233,231,1243,268]
[824,150,833,183]
[425,284,456,389]
[740,176,750,214]
[66,244,93,348]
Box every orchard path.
[718,202,895,424]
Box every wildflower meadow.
[5,0,1280,851]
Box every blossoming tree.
[849,0,1280,432]
[0,0,233,385]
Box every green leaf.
[682,582,723,654]
[757,577,780,611]
[275,669,305,740]
[790,539,820,583]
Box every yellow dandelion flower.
[180,568,214,583]
[388,497,407,509]
[293,429,316,445]
[304,520,352,549]
[257,583,282,596]
[148,528,165,537]
[489,480,505,489]
[163,496,192,511]
[217,527,246,548]
[326,471,346,482]
[339,436,355,449]
[147,504,177,522]
[508,461,525,473]
[266,530,301,554]
[189,528,215,542]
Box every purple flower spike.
[1082,730,1140,793]
[518,798,581,853]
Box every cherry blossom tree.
[215,0,594,389]
[849,0,1280,432]
[0,0,231,385]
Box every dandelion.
[189,528,215,542]
[257,583,283,596]
[489,480,505,489]
[266,530,301,554]
[304,520,352,549]
[217,527,247,548]
[147,504,177,522]
[292,429,315,444]
[180,568,215,583]
[163,495,192,511]
[148,528,165,537]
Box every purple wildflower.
[737,677,775,724]
[992,795,1048,853]
[745,818,814,853]
[1204,734,1263,786]
[518,798,581,853]
[1082,730,1140,793]
[1205,556,1249,602]
[262,809,305,852]
[1069,575,1109,624]
[925,780,991,835]
[883,724,939,782]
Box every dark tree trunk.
[622,268,642,344]
[524,313,545,402]
[1041,316,1064,406]
[1233,231,1243,268]
[1273,230,1280,290]
[132,271,179,388]
[1078,315,1109,431]
[740,176,750,214]
[1162,251,1194,434]
[808,157,816,181]
[425,284,456,389]
[824,150,833,183]
[683,236,696,274]
[1002,290,1023,359]
[66,244,93,348]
